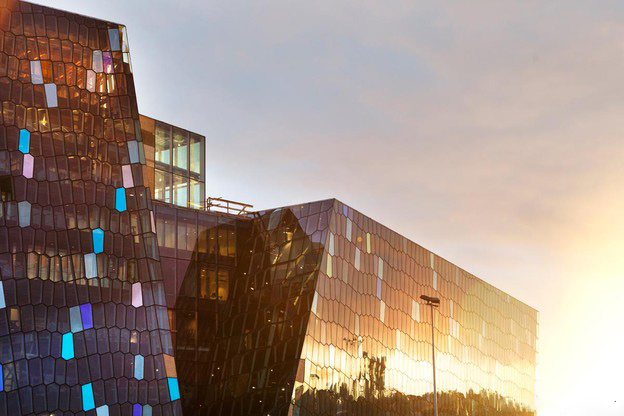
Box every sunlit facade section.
[291,200,538,415]
[157,198,537,415]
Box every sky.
[36,1,624,414]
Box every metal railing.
[204,197,253,216]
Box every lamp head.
[420,295,440,306]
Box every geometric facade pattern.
[293,200,537,415]
[153,199,537,416]
[1,1,537,415]
[0,1,180,414]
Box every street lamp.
[420,294,440,416]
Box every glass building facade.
[0,1,181,415]
[0,1,538,415]
[152,200,537,416]
[139,115,205,211]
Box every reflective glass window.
[177,210,197,256]
[155,123,171,166]
[189,134,203,176]
[155,208,176,250]
[217,269,229,301]
[189,179,203,210]
[172,128,188,171]
[154,169,172,204]
[173,174,188,207]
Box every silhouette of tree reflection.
[294,385,535,416]
[294,353,533,416]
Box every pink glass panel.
[87,70,96,92]
[122,165,134,188]
[23,154,34,178]
[132,283,143,308]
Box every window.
[156,211,176,250]
[177,210,197,254]
[189,179,203,210]
[190,133,203,177]
[217,269,229,301]
[199,268,210,299]
[143,117,206,208]
[198,214,217,254]
[173,128,188,171]
[155,123,171,166]
[173,174,188,207]
[154,169,172,203]
[217,223,236,258]
[199,267,229,301]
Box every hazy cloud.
[38,1,624,414]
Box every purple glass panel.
[103,52,114,74]
[132,403,142,416]
[80,304,93,329]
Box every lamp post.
[420,294,440,416]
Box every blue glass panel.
[132,403,142,416]
[0,281,5,309]
[92,228,104,254]
[108,29,121,51]
[69,306,83,333]
[143,405,152,416]
[18,129,30,153]
[115,188,127,212]
[82,383,95,411]
[80,304,93,329]
[134,355,144,380]
[0,363,3,392]
[167,378,180,401]
[18,201,31,228]
[61,333,74,360]
[96,405,110,416]
[84,253,97,278]
[30,61,43,84]
[44,83,58,107]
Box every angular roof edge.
[266,197,538,314]
[23,0,125,27]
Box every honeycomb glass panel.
[0,2,179,414]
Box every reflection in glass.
[155,122,171,166]
[190,134,203,176]
[217,269,229,300]
[173,128,188,171]
[154,169,172,203]
[157,198,536,415]
[189,179,203,210]
[173,174,188,207]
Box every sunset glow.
[31,1,624,414]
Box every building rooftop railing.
[205,197,254,216]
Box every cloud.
[37,1,624,413]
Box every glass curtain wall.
[153,202,243,414]
[149,119,205,209]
